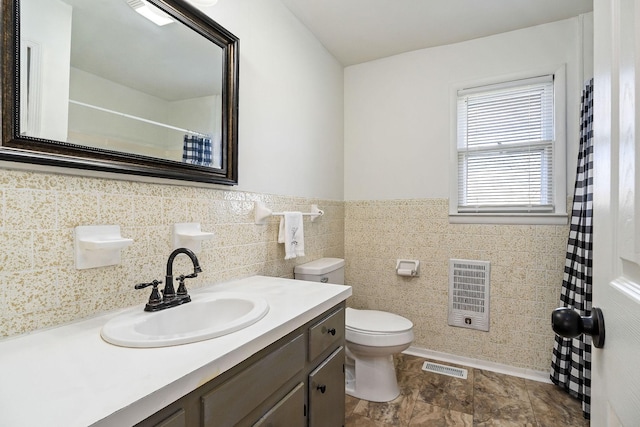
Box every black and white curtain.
[182,134,213,167]
[550,78,594,419]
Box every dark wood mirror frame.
[0,0,239,185]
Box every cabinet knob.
[326,328,336,336]
[316,384,326,394]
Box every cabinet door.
[252,382,305,427]
[202,334,305,427]
[308,347,345,427]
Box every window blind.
[457,75,554,213]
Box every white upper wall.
[3,0,344,201]
[205,0,345,200]
[344,17,585,201]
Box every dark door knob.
[551,307,605,348]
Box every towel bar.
[254,201,324,224]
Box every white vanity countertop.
[0,276,351,427]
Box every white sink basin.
[101,292,269,348]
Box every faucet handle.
[135,280,163,306]
[176,274,195,297]
[134,279,162,290]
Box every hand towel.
[278,212,305,260]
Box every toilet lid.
[346,308,413,334]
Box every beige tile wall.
[0,170,344,339]
[0,170,569,373]
[344,199,569,372]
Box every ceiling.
[29,0,594,98]
[279,0,594,66]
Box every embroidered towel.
[278,212,305,260]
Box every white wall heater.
[448,259,490,332]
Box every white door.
[592,0,640,425]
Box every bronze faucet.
[135,248,202,312]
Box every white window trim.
[448,65,568,225]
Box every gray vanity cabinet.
[137,303,345,427]
[306,307,346,427]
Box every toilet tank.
[294,258,345,285]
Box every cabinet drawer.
[308,308,344,361]
[308,347,345,427]
[252,382,305,427]
[152,409,185,427]
[202,334,305,427]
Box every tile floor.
[345,354,589,427]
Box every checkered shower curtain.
[182,135,213,167]
[550,78,594,419]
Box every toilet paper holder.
[396,259,420,277]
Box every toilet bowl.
[293,258,414,403]
[344,307,414,402]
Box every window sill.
[448,213,568,225]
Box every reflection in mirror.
[3,0,238,185]
[20,0,224,168]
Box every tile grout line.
[524,380,541,427]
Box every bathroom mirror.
[1,0,239,185]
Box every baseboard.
[403,346,552,384]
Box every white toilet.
[294,258,414,403]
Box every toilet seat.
[346,308,413,333]
[345,308,414,347]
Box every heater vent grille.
[448,259,490,331]
[422,361,468,379]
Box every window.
[450,71,566,224]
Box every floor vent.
[422,361,468,379]
[448,259,490,331]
